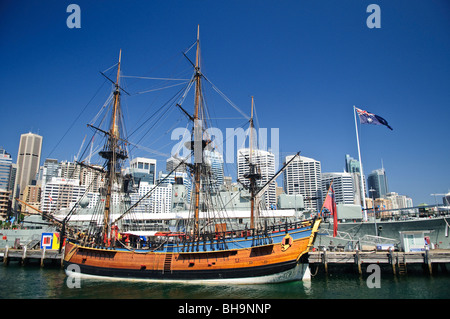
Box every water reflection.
[1,265,449,299]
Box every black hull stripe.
[64,259,299,281]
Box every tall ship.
[61,28,321,284]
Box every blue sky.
[1,0,449,205]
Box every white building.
[41,177,86,212]
[321,172,355,205]
[129,181,172,214]
[284,155,322,211]
[385,192,414,210]
[237,148,276,209]
[129,157,156,185]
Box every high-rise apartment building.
[129,181,172,214]
[367,168,389,199]
[344,154,366,206]
[16,132,42,199]
[345,154,360,173]
[60,160,81,180]
[41,177,86,212]
[166,155,187,173]
[22,184,41,213]
[204,149,224,189]
[385,192,413,210]
[237,148,276,209]
[0,147,13,191]
[37,158,61,185]
[321,172,355,205]
[284,155,322,211]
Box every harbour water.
[1,263,448,299]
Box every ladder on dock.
[398,254,407,275]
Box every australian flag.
[356,107,393,130]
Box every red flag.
[323,186,338,237]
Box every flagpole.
[354,106,367,221]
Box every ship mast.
[98,49,128,245]
[192,25,202,238]
[245,97,261,229]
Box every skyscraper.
[284,155,321,211]
[367,168,389,199]
[38,158,61,185]
[345,154,366,206]
[204,149,224,188]
[345,154,360,173]
[16,132,42,199]
[166,155,187,173]
[0,147,12,191]
[237,148,276,209]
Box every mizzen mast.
[244,97,261,229]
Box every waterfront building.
[157,171,191,202]
[345,154,360,174]
[129,157,156,185]
[80,164,104,193]
[344,154,366,206]
[237,148,276,209]
[166,155,187,173]
[0,189,10,220]
[38,159,60,185]
[321,172,355,205]
[129,181,172,214]
[41,177,86,212]
[22,184,41,213]
[16,132,42,199]
[385,192,414,210]
[284,155,321,211]
[60,160,81,180]
[204,149,224,190]
[8,163,17,198]
[0,148,13,191]
[367,168,389,199]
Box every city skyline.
[1,1,449,205]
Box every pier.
[308,249,450,275]
[0,247,64,267]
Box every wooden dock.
[0,247,64,267]
[307,249,450,275]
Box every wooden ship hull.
[64,218,321,284]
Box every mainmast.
[98,49,128,245]
[192,25,202,238]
